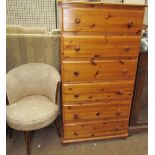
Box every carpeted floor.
[6,126,148,155]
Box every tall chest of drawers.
[60,1,146,143]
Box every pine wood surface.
[62,59,137,82]
[60,2,145,143]
[63,36,140,58]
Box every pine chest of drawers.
[59,1,146,144]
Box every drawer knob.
[74,93,79,98]
[74,71,79,76]
[122,69,128,74]
[96,112,100,116]
[73,113,79,120]
[75,46,80,52]
[91,133,95,137]
[116,109,121,116]
[124,46,130,51]
[74,131,78,136]
[116,89,125,95]
[119,59,124,64]
[127,21,133,28]
[75,18,81,24]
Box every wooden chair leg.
[55,115,61,137]
[8,127,13,139]
[24,131,31,155]
[31,131,35,142]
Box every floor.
[6,125,148,155]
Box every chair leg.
[8,127,13,139]
[55,115,61,137]
[24,131,31,155]
[30,131,35,142]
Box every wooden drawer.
[63,119,128,140]
[62,59,137,82]
[63,81,134,102]
[63,36,140,59]
[63,8,144,34]
[63,101,131,123]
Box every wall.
[6,0,56,31]
[7,0,148,32]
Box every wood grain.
[63,8,144,34]
[60,2,145,143]
[63,81,134,93]
[63,36,140,58]
[63,100,131,122]
[62,59,137,82]
[61,132,128,143]
[63,81,134,102]
[63,119,128,140]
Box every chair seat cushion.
[6,95,58,131]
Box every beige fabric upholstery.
[7,63,60,104]
[6,63,60,131]
[6,25,60,72]
[6,25,47,34]
[6,95,58,131]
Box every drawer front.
[63,101,131,122]
[63,36,140,58]
[63,119,128,140]
[63,81,134,102]
[63,8,144,34]
[62,59,137,82]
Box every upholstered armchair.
[6,63,61,155]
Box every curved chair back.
[6,63,60,104]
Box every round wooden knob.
[115,128,119,131]
[74,71,79,76]
[74,131,78,136]
[73,113,79,120]
[127,21,133,28]
[122,69,128,74]
[116,109,121,116]
[119,59,124,64]
[75,18,81,24]
[91,133,95,137]
[75,46,80,52]
[117,89,125,95]
[96,112,100,116]
[124,46,130,51]
[74,93,79,98]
